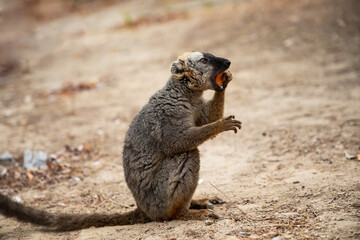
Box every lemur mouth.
[210,56,231,92]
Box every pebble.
[268,231,278,237]
[23,150,47,169]
[238,226,247,235]
[0,152,13,166]
[1,167,7,176]
[12,196,22,203]
[4,109,12,117]
[281,212,299,218]
[205,219,213,225]
[0,151,13,161]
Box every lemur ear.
[171,60,184,74]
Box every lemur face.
[171,52,231,92]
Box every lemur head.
[171,51,231,92]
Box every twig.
[100,187,128,208]
[340,118,360,128]
[209,181,246,215]
[209,182,233,203]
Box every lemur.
[0,51,241,231]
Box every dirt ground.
[0,0,359,239]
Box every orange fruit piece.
[215,72,224,87]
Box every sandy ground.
[0,0,359,239]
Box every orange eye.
[199,58,208,64]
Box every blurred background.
[0,0,359,239]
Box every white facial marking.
[187,52,204,62]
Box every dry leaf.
[26,171,34,182]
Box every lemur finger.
[225,115,235,120]
[224,125,238,133]
[226,121,241,130]
[232,127,238,133]
[231,119,241,125]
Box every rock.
[12,196,22,203]
[4,109,12,117]
[24,150,48,170]
[0,166,7,176]
[283,37,294,47]
[0,151,12,161]
[0,151,13,166]
[205,219,213,225]
[49,154,57,161]
[272,237,281,240]
[344,150,356,160]
[238,226,250,235]
[268,231,278,238]
[77,144,84,152]
[281,212,299,218]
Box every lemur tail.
[0,193,148,231]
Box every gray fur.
[0,52,241,230]
[123,51,241,220]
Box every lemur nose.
[224,60,231,67]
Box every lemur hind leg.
[190,197,226,210]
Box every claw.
[207,205,214,210]
[207,212,219,220]
[209,198,226,205]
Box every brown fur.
[0,52,241,231]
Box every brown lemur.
[0,51,242,231]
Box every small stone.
[1,167,7,176]
[337,18,346,27]
[33,195,45,199]
[73,177,81,182]
[4,109,12,117]
[24,150,47,169]
[281,212,299,218]
[249,234,260,239]
[272,237,281,240]
[114,119,121,125]
[97,129,104,136]
[0,151,13,166]
[205,219,213,225]
[77,144,84,152]
[71,155,80,161]
[24,95,32,103]
[283,38,294,47]
[268,231,278,237]
[0,151,12,161]
[13,196,22,203]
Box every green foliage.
[122,10,133,27]
[203,0,214,9]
